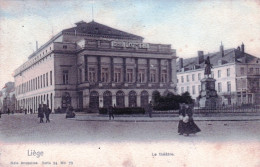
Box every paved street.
[0,113,260,143]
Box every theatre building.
[14,20,177,112]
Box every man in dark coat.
[107,105,114,120]
[146,101,153,118]
[38,104,44,123]
[45,106,51,123]
[7,108,10,115]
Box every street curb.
[72,119,260,122]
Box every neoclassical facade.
[14,21,177,112]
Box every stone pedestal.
[199,77,218,109]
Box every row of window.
[17,93,53,112]
[178,68,231,83]
[19,47,53,74]
[180,81,232,95]
[17,71,53,94]
[76,67,168,84]
[241,67,260,75]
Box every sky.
[0,0,260,88]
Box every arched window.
[129,91,137,107]
[103,91,112,108]
[116,91,125,107]
[141,91,149,108]
[89,91,99,109]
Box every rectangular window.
[127,69,133,83]
[181,76,184,83]
[227,68,230,77]
[249,68,254,74]
[46,73,48,86]
[40,75,43,88]
[35,77,38,90]
[181,87,184,93]
[218,70,221,78]
[161,69,167,83]
[89,68,96,82]
[150,69,156,83]
[192,74,195,81]
[198,85,201,93]
[63,70,69,85]
[78,69,82,83]
[198,73,201,80]
[114,68,121,83]
[43,74,45,87]
[241,67,244,75]
[227,81,231,92]
[101,67,109,83]
[187,86,190,93]
[50,71,52,85]
[138,69,145,83]
[186,75,189,82]
[256,68,260,74]
[192,85,196,95]
[218,82,222,92]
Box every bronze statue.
[204,56,213,77]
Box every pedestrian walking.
[38,104,44,123]
[181,104,201,136]
[44,105,51,123]
[25,109,27,114]
[7,108,10,115]
[30,108,33,114]
[146,101,153,118]
[108,105,114,120]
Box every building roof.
[62,20,143,40]
[177,47,260,72]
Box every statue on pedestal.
[198,56,218,109]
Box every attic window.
[95,27,99,33]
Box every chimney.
[179,58,183,70]
[197,51,204,64]
[220,42,224,57]
[241,42,245,53]
[36,41,38,51]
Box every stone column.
[171,57,177,84]
[97,56,101,82]
[168,59,172,83]
[147,58,150,83]
[110,57,114,82]
[158,59,161,83]
[135,58,138,83]
[137,94,141,107]
[123,58,126,82]
[84,55,88,82]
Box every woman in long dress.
[182,104,201,136]
[178,103,185,135]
